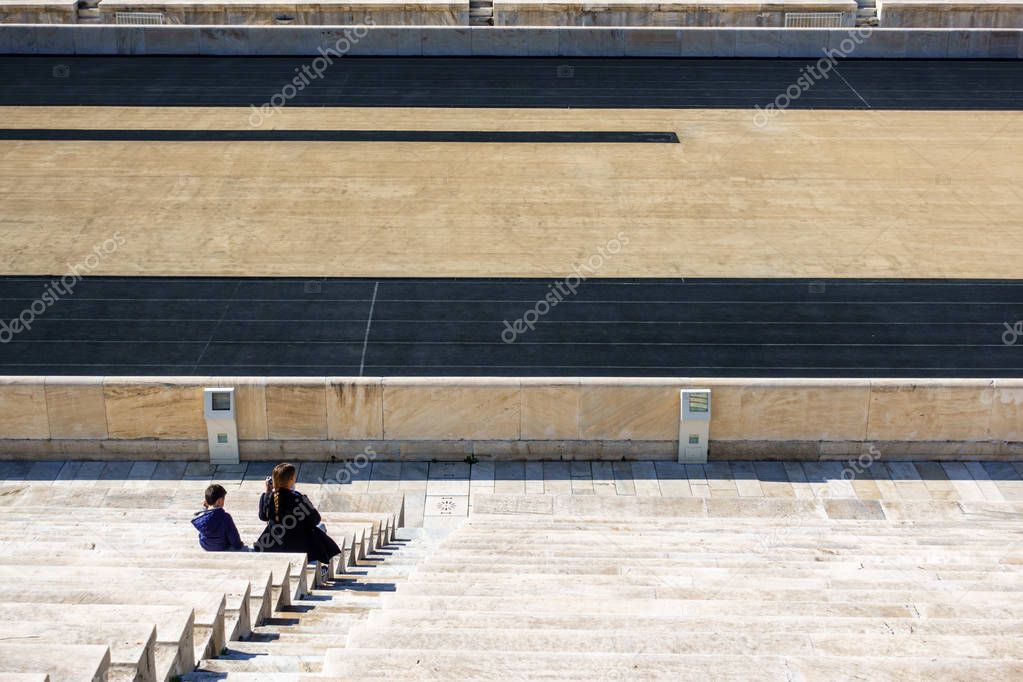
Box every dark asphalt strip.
[0,277,1020,377]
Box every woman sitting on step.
[254,462,342,581]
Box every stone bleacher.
[0,0,75,22]
[1,0,1022,27]
[0,475,1021,679]
[493,0,857,26]
[878,0,1023,26]
[0,484,400,682]
[324,494,1023,680]
[96,0,468,25]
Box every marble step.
[0,570,256,640]
[378,594,1023,620]
[449,528,1023,542]
[0,643,110,682]
[345,625,1023,658]
[224,639,346,657]
[452,524,1023,538]
[412,559,1018,577]
[401,568,1021,590]
[195,655,322,674]
[416,550,1022,566]
[0,602,194,672]
[183,675,303,682]
[440,540,1018,555]
[252,630,359,645]
[366,608,1023,636]
[466,514,1023,528]
[0,587,228,662]
[324,648,1023,680]
[253,613,362,635]
[0,622,154,682]
[0,550,302,604]
[394,582,1023,603]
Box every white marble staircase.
[183,529,434,679]
[324,494,1023,680]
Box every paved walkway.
[2,459,1021,528]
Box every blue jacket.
[191,507,245,551]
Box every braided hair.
[270,462,297,523]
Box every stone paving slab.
[2,459,1021,527]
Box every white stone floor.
[2,459,1022,528]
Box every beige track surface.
[1,106,1020,278]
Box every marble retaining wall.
[879,0,1023,28]
[492,0,857,27]
[0,377,1020,461]
[95,0,469,26]
[0,25,1021,57]
[0,1,76,23]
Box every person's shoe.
[319,562,330,584]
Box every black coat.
[254,489,341,564]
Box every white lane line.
[359,281,380,377]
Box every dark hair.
[205,484,228,506]
[271,462,297,523]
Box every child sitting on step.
[192,483,246,552]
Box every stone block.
[242,26,321,55]
[824,498,885,520]
[903,28,949,57]
[577,380,680,441]
[866,380,995,442]
[382,379,520,440]
[678,27,735,56]
[850,28,906,58]
[623,28,680,56]
[471,27,559,56]
[45,376,107,439]
[327,377,383,440]
[197,27,251,56]
[557,28,625,57]
[737,381,870,442]
[103,378,205,440]
[139,26,201,54]
[419,26,471,55]
[424,494,469,516]
[734,28,782,57]
[520,381,579,440]
[396,27,423,55]
[991,380,1023,442]
[777,29,829,57]
[6,25,75,54]
[346,27,400,56]
[472,493,555,515]
[72,26,146,55]
[265,378,327,440]
[397,439,474,459]
[988,29,1021,57]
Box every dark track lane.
[2,57,1022,109]
[1,277,1021,377]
